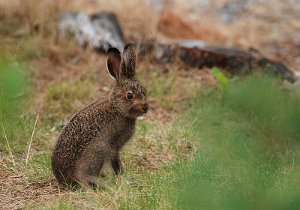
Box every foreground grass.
[176,75,300,210]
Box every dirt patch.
[0,156,59,209]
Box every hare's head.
[106,43,148,118]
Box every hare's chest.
[110,119,136,150]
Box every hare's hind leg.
[74,163,103,190]
[74,156,105,190]
[75,172,99,190]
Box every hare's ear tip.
[124,43,135,50]
[107,47,120,55]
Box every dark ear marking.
[106,48,121,81]
[121,43,136,79]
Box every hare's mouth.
[140,103,149,114]
[130,107,147,117]
[130,103,148,116]
[142,107,148,114]
[136,110,147,116]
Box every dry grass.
[0,0,71,35]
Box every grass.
[139,69,200,111]
[2,51,300,209]
[146,71,176,109]
[45,79,93,119]
[21,119,191,209]
[33,74,300,209]
[1,1,299,208]
[26,152,52,183]
[175,75,300,210]
[0,54,196,209]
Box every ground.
[0,0,299,209]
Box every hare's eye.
[127,91,134,100]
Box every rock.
[145,0,166,10]
[58,12,124,52]
[219,0,253,23]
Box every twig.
[1,120,16,167]
[13,42,20,61]
[25,111,40,166]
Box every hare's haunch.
[51,43,148,189]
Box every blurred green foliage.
[0,59,27,116]
[212,67,229,91]
[176,75,300,210]
[0,58,29,153]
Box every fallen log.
[135,40,296,83]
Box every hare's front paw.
[111,154,123,175]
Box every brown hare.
[51,43,148,189]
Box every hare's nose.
[142,104,148,113]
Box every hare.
[51,43,148,189]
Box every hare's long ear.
[106,48,121,81]
[121,43,136,79]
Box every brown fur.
[51,44,148,189]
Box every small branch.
[25,111,40,166]
[13,42,20,61]
[1,120,16,167]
